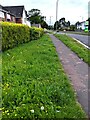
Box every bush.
[30,27,44,40]
[2,22,30,51]
[1,22,44,51]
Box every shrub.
[2,22,30,51]
[30,27,44,40]
[1,22,44,51]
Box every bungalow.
[76,20,89,31]
[0,5,31,27]
[77,21,85,30]
[0,5,16,22]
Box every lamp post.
[56,0,59,31]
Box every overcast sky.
[1,0,89,25]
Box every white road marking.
[72,37,90,50]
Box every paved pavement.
[57,32,90,48]
[49,34,89,117]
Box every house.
[31,23,41,28]
[76,21,85,30]
[0,5,31,27]
[0,5,16,22]
[76,20,89,31]
[84,20,89,31]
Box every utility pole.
[56,0,59,31]
[50,16,53,26]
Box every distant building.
[31,23,41,28]
[84,20,89,32]
[0,5,31,27]
[77,21,85,30]
[76,20,89,31]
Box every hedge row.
[1,22,44,51]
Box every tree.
[70,25,76,31]
[59,17,65,25]
[28,9,41,24]
[67,21,70,27]
[54,21,60,30]
[41,20,48,29]
[59,18,70,28]
[75,21,80,26]
[54,17,70,30]
[27,9,48,29]
[48,25,54,30]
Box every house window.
[7,14,11,21]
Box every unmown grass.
[2,34,86,118]
[54,34,89,65]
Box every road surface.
[58,32,90,48]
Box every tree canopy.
[27,9,48,28]
[54,17,70,30]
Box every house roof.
[0,4,15,16]
[0,4,9,12]
[3,5,25,18]
[80,21,85,24]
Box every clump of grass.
[54,34,89,65]
[2,34,86,118]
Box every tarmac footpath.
[49,34,89,117]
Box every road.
[58,32,90,48]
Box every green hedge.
[30,27,44,40]
[1,22,44,51]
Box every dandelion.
[41,106,44,111]
[15,114,17,116]
[6,83,9,87]
[7,53,10,56]
[12,56,14,59]
[7,113,9,115]
[56,110,60,113]
[24,61,26,63]
[20,52,22,54]
[30,109,34,113]
[5,110,9,113]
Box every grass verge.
[58,31,90,36]
[2,34,86,119]
[54,34,89,65]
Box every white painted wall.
[7,13,11,19]
[22,9,31,27]
[22,9,26,25]
[81,22,85,30]
[26,20,31,27]
[0,11,4,18]
[77,22,85,30]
